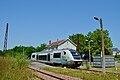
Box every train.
[31,49,82,68]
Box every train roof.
[32,48,76,54]
[44,48,76,52]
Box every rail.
[28,66,82,80]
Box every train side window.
[32,55,35,58]
[64,51,66,55]
[53,53,61,58]
[39,55,47,60]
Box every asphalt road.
[30,61,120,69]
[30,62,55,69]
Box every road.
[30,61,55,69]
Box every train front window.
[70,50,79,56]
[69,49,81,59]
[71,51,79,56]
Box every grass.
[81,62,120,73]
[0,56,36,80]
[91,66,120,73]
[43,66,120,80]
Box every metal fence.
[93,55,115,67]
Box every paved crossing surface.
[30,62,55,69]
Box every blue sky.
[0,0,120,50]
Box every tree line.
[0,44,46,58]
[69,29,113,59]
[0,29,113,60]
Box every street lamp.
[94,16,105,73]
[86,40,93,64]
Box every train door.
[48,53,50,61]
[62,51,67,61]
[36,54,39,60]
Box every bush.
[86,62,91,69]
[115,55,120,63]
[115,55,120,58]
[14,53,30,69]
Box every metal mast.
[3,23,8,51]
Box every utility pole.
[100,18,105,73]
[94,16,105,73]
[86,40,93,63]
[76,34,80,54]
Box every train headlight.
[78,62,81,64]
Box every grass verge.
[43,67,120,80]
[0,56,35,80]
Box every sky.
[0,0,120,50]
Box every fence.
[93,55,115,67]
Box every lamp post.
[86,40,93,64]
[94,16,105,73]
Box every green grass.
[81,62,120,73]
[90,66,120,73]
[0,56,35,80]
[43,67,120,80]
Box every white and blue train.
[31,49,82,68]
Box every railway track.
[29,62,119,80]
[28,66,82,80]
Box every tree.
[0,50,2,56]
[10,46,35,58]
[3,44,46,58]
[69,33,87,55]
[13,46,24,52]
[25,46,35,58]
[69,29,113,60]
[87,29,113,55]
[35,44,46,52]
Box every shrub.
[14,52,30,69]
[115,55,120,58]
[115,55,120,63]
[86,62,91,69]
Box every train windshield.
[69,49,81,59]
